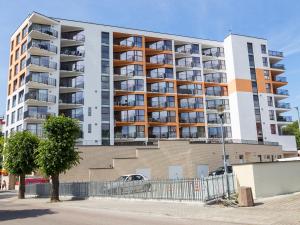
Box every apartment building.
[4,12,297,151]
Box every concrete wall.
[60,140,284,182]
[233,161,300,199]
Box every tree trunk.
[18,174,25,199]
[50,173,60,202]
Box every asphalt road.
[1,191,300,225]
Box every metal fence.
[25,174,235,202]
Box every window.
[22,25,28,38]
[16,34,20,45]
[265,83,271,93]
[11,40,14,51]
[250,68,256,80]
[17,107,23,121]
[255,109,261,121]
[267,96,273,106]
[88,107,92,116]
[102,45,109,59]
[269,110,275,120]
[102,107,110,121]
[13,79,17,92]
[264,70,270,80]
[101,76,110,89]
[248,55,255,67]
[101,32,109,45]
[270,124,276,134]
[11,111,16,124]
[7,99,10,110]
[261,44,267,54]
[6,115,9,126]
[20,57,26,71]
[262,57,268,67]
[101,91,110,105]
[15,48,19,60]
[88,124,92,133]
[12,95,17,107]
[247,42,253,54]
[101,60,110,74]
[18,90,24,103]
[10,54,13,66]
[16,125,22,131]
[14,63,19,75]
[21,42,26,54]
[252,81,258,93]
[253,95,259,108]
[102,123,110,138]
[19,73,25,87]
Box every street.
[1,191,300,225]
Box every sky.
[0,0,299,119]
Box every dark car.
[209,166,232,176]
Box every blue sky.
[0,0,299,118]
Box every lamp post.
[295,107,300,133]
[217,105,231,199]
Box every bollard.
[238,186,254,207]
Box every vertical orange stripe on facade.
[255,68,267,93]
[228,79,252,94]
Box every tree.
[36,115,80,202]
[282,121,300,149]
[3,131,39,199]
[0,136,4,170]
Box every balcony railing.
[274,76,287,82]
[25,73,56,86]
[204,74,227,83]
[275,89,289,96]
[28,40,57,53]
[148,117,176,123]
[275,102,290,109]
[29,24,58,37]
[25,92,56,103]
[147,87,173,93]
[27,57,57,69]
[277,116,292,122]
[147,72,173,79]
[176,61,201,68]
[205,90,228,96]
[175,45,199,54]
[179,118,204,123]
[59,98,84,105]
[177,89,202,95]
[116,116,144,122]
[270,64,285,70]
[116,86,144,92]
[114,101,144,107]
[60,48,85,57]
[60,63,85,72]
[148,58,173,65]
[24,111,54,119]
[61,32,85,42]
[179,103,203,109]
[268,50,283,57]
[60,80,84,89]
[203,60,226,70]
[148,101,175,108]
[202,48,225,57]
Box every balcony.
[25,92,56,104]
[275,89,289,96]
[24,111,54,120]
[114,37,142,48]
[146,40,172,51]
[270,64,285,70]
[26,57,57,72]
[148,101,174,108]
[205,89,228,97]
[203,60,226,70]
[60,46,85,62]
[27,40,57,56]
[61,31,85,47]
[175,57,201,69]
[202,47,225,58]
[25,73,56,88]
[204,73,227,83]
[147,54,173,66]
[28,23,58,40]
[275,102,290,109]
[268,50,283,58]
[116,115,145,123]
[180,117,204,123]
[175,44,200,55]
[177,71,202,82]
[148,117,176,123]
[273,76,287,82]
[60,62,84,76]
[177,89,202,95]
[60,77,84,93]
[277,116,292,122]
[60,108,84,121]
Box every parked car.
[103,174,151,195]
[209,166,232,176]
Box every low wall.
[233,161,300,199]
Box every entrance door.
[168,166,183,179]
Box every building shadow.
[0,209,55,221]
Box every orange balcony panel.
[113,45,143,53]
[113,59,143,67]
[177,93,203,98]
[178,108,204,112]
[146,63,173,69]
[146,77,174,83]
[179,123,206,127]
[147,107,176,112]
[115,121,146,126]
[114,105,145,111]
[177,80,202,85]
[147,92,176,97]
[204,82,228,87]
[272,80,288,88]
[113,32,134,39]
[145,48,173,56]
[148,121,177,126]
[114,91,145,96]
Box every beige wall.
[233,161,300,199]
[60,140,285,182]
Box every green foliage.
[0,136,4,169]
[282,121,300,149]
[3,131,39,175]
[36,115,81,176]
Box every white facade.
[4,12,297,152]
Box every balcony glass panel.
[148,96,175,108]
[270,64,285,70]
[203,60,226,70]
[61,46,85,57]
[25,89,56,103]
[24,106,49,119]
[27,56,57,69]
[177,70,201,81]
[60,108,84,121]
[28,39,57,53]
[178,84,202,95]
[147,54,173,65]
[147,68,173,79]
[29,23,58,37]
[204,72,227,83]
[277,116,292,122]
[179,98,203,109]
[208,127,232,138]
[61,30,85,41]
[202,47,224,57]
[205,86,228,96]
[175,44,199,54]
[114,64,144,76]
[60,92,84,104]
[275,89,289,95]
[148,126,176,138]
[147,82,174,93]
[60,61,84,72]
[206,99,230,110]
[176,57,201,67]
[115,126,145,138]
[26,72,56,86]
[148,111,176,123]
[147,40,172,50]
[114,36,142,48]
[268,50,283,57]
[114,79,144,92]
[115,110,144,122]
[180,126,205,138]
[180,112,204,123]
[274,76,287,82]
[114,50,143,61]
[60,76,84,88]
[275,102,290,109]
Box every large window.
[102,45,109,59]
[102,107,110,121]
[101,60,110,74]
[101,91,110,105]
[101,32,109,45]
